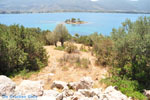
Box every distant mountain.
[0,0,150,13]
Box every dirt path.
[12,43,108,89]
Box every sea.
[0,12,150,36]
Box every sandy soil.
[12,43,108,89]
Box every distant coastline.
[0,10,150,14]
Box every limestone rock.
[72,77,94,91]
[15,80,44,96]
[56,93,63,100]
[92,96,99,100]
[103,86,130,100]
[78,88,102,98]
[72,91,85,100]
[68,82,78,90]
[144,89,150,99]
[62,89,74,98]
[37,96,56,100]
[0,75,16,96]
[43,90,59,97]
[51,81,68,90]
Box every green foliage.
[111,17,150,89]
[45,31,58,45]
[18,68,39,79]
[80,45,88,52]
[59,54,80,66]
[76,58,90,69]
[74,32,113,66]
[0,24,48,76]
[53,24,70,47]
[59,54,90,69]
[99,17,150,100]
[101,76,146,100]
[65,18,83,23]
[55,46,65,51]
[71,18,76,23]
[91,34,114,66]
[73,35,93,46]
[65,42,77,53]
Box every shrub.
[73,35,93,46]
[92,34,114,66]
[0,24,48,76]
[53,24,71,47]
[99,17,150,100]
[101,76,146,100]
[59,54,90,69]
[59,54,80,64]
[65,42,77,53]
[55,46,65,51]
[80,45,88,52]
[76,58,90,69]
[111,17,150,89]
[45,32,58,46]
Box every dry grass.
[12,42,109,89]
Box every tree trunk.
[55,42,57,47]
[61,41,64,47]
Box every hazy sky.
[90,0,140,1]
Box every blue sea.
[0,12,150,35]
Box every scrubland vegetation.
[0,24,48,76]
[0,16,150,99]
[73,17,150,100]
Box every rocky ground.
[0,75,132,100]
[12,43,108,89]
[1,43,149,100]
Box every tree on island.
[65,18,84,24]
[65,19,70,23]
[53,24,70,47]
[71,18,76,23]
[77,18,81,23]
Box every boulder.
[56,93,63,100]
[37,96,56,100]
[15,80,44,96]
[78,88,102,98]
[75,77,94,90]
[79,97,93,100]
[51,81,68,90]
[0,75,16,96]
[92,96,99,100]
[43,90,59,97]
[62,89,74,98]
[68,82,78,90]
[102,86,130,100]
[144,89,150,99]
[63,96,73,100]
[72,91,85,100]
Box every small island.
[65,18,87,24]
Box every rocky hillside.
[12,44,108,89]
[1,43,150,100]
[0,75,132,100]
[0,0,150,13]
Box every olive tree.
[53,24,70,47]
[46,32,58,46]
[111,17,150,89]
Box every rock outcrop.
[68,77,94,91]
[15,80,44,96]
[0,75,132,100]
[51,81,68,89]
[0,75,16,96]
[144,89,150,99]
